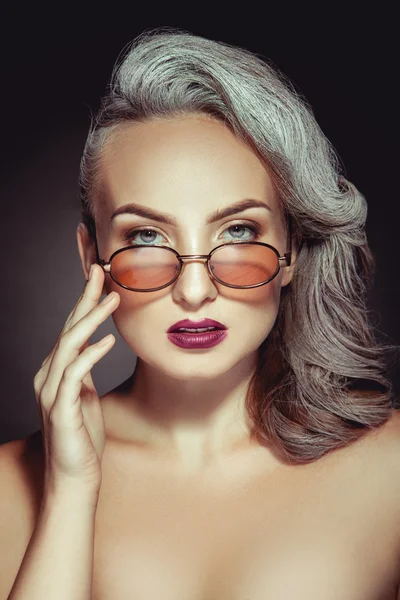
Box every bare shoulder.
[0,429,44,518]
[367,408,400,457]
[358,408,400,482]
[366,409,400,557]
[0,431,44,597]
[379,409,400,586]
[380,407,400,435]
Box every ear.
[76,223,107,295]
[280,238,300,288]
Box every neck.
[107,353,260,470]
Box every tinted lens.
[210,244,279,286]
[110,247,180,290]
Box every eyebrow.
[111,198,272,226]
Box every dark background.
[1,6,398,444]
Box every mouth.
[167,318,227,333]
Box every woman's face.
[80,113,296,381]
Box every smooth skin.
[32,265,120,494]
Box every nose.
[171,256,218,305]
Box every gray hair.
[79,26,398,464]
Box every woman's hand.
[33,264,120,497]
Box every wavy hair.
[79,26,399,464]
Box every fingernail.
[89,264,95,281]
[102,292,116,305]
[99,334,114,346]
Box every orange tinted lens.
[210,244,279,286]
[110,247,179,289]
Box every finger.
[65,265,106,331]
[39,295,86,371]
[49,334,115,463]
[38,291,119,412]
[34,338,96,401]
[33,265,106,423]
[37,264,108,387]
[55,265,103,345]
[49,333,115,424]
[38,278,91,375]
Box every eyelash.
[123,222,263,246]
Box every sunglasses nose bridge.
[178,254,210,261]
[176,254,213,280]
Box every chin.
[141,344,260,381]
[149,356,233,378]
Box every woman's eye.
[125,228,165,245]
[221,223,261,241]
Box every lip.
[167,318,227,333]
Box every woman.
[2,26,400,599]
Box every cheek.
[104,275,169,308]
[222,275,282,307]
[108,286,170,350]
[220,277,283,346]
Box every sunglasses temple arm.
[92,221,107,267]
[284,215,292,267]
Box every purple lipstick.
[166,318,228,349]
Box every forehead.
[97,113,280,223]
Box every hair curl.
[79,26,399,465]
